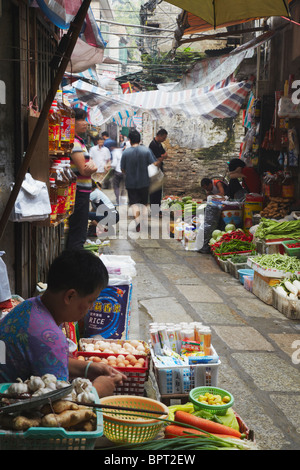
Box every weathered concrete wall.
[143,110,245,198]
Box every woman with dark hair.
[0,249,126,397]
[228,158,261,199]
[65,108,98,249]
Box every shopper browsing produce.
[0,249,126,398]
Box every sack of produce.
[84,275,132,340]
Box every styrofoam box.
[151,347,221,395]
[272,288,300,320]
[247,256,300,279]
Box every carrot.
[174,410,242,439]
[165,424,240,440]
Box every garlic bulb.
[72,377,93,394]
[7,381,29,395]
[32,387,54,397]
[56,380,70,389]
[26,376,45,393]
[76,391,95,404]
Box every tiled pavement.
[107,230,300,451]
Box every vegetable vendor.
[0,249,126,398]
[201,178,228,198]
[228,158,261,199]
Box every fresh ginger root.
[0,414,41,431]
[41,408,96,428]
[41,400,79,415]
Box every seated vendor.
[88,182,119,237]
[0,249,126,398]
[228,158,261,199]
[201,177,227,197]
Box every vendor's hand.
[92,374,124,398]
[88,361,127,382]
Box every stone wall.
[143,110,246,199]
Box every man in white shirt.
[89,135,111,175]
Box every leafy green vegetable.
[255,218,300,240]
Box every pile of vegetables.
[0,376,97,432]
[255,218,300,240]
[274,276,300,300]
[212,239,256,256]
[229,254,255,264]
[251,254,300,273]
[209,224,255,256]
[162,196,203,218]
[260,197,291,219]
[105,402,256,450]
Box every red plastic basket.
[75,351,149,396]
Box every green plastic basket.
[189,386,234,416]
[281,240,300,258]
[0,383,103,450]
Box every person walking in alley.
[111,141,126,205]
[121,129,155,232]
[149,129,169,215]
[65,108,97,250]
[89,134,111,177]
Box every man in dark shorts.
[121,129,155,232]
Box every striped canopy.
[69,76,253,126]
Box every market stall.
[0,251,255,450]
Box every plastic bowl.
[189,386,234,416]
[238,268,254,285]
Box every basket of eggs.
[77,339,150,396]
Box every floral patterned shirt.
[0,296,69,383]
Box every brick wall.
[149,111,246,199]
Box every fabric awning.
[166,0,293,33]
[67,75,253,127]
[31,0,106,48]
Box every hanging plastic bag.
[0,252,11,303]
[10,173,51,222]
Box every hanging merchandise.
[48,101,61,152]
[55,90,72,152]
[61,157,77,216]
[49,177,58,224]
[9,173,51,222]
[49,159,69,224]
[287,128,299,167]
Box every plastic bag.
[0,252,11,303]
[148,163,164,194]
[10,173,51,222]
[197,203,222,253]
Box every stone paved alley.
[106,224,300,451]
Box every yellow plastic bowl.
[100,395,169,444]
